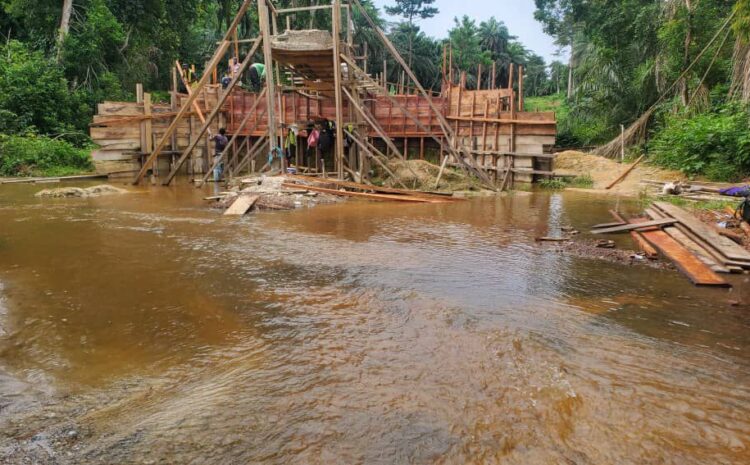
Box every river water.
[0,182,748,464]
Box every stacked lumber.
[590,201,750,287]
[647,202,750,273]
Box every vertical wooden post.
[448,43,453,85]
[419,137,424,160]
[332,0,345,179]
[518,64,524,112]
[491,62,496,90]
[259,0,278,170]
[363,42,369,74]
[509,63,516,153]
[403,138,408,159]
[477,64,482,90]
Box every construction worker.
[211,128,229,185]
[248,63,266,92]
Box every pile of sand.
[383,159,481,192]
[35,185,129,198]
[554,151,685,195]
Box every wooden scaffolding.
[89,0,556,191]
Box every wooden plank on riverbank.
[281,182,446,203]
[591,218,676,234]
[286,175,462,201]
[653,202,750,262]
[224,195,259,216]
[638,228,729,287]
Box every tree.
[448,16,490,88]
[385,0,438,68]
[478,17,516,87]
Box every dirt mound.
[384,159,480,192]
[35,185,129,198]
[555,150,684,195]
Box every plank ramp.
[224,195,259,216]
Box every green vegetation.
[538,174,593,190]
[535,0,750,181]
[0,134,94,177]
[650,103,750,181]
[1,0,749,182]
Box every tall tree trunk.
[57,0,73,60]
[567,57,573,99]
[680,0,693,106]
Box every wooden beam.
[654,202,750,262]
[133,40,231,184]
[281,182,443,203]
[133,0,252,184]
[162,38,261,185]
[350,0,497,191]
[332,0,345,179]
[446,115,554,126]
[605,155,645,190]
[344,129,409,190]
[176,61,208,125]
[198,88,267,186]
[591,219,677,234]
[258,0,278,167]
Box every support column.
[259,0,278,171]
[332,0,345,179]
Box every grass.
[524,93,568,121]
[0,134,94,177]
[538,174,594,190]
[638,192,739,212]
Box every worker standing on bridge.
[248,63,266,92]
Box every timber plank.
[281,182,445,203]
[591,218,676,234]
[639,228,729,287]
[654,202,750,262]
[224,195,259,216]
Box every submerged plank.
[224,195,259,216]
[640,229,729,287]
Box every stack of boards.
[593,201,750,287]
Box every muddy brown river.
[0,182,748,464]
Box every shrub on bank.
[649,103,750,181]
[0,134,94,177]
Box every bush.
[0,40,90,136]
[649,103,750,181]
[0,134,94,177]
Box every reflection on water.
[0,182,748,464]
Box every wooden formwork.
[89,0,557,189]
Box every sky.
[371,0,568,64]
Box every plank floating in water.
[591,218,676,234]
[224,195,259,216]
